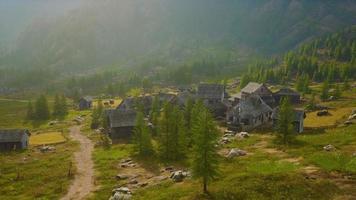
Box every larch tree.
[35,95,50,120]
[133,111,153,156]
[26,101,34,120]
[191,105,219,193]
[276,97,295,145]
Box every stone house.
[197,83,227,117]
[106,109,137,141]
[0,129,30,151]
[274,88,301,104]
[78,96,93,110]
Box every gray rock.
[110,187,132,200]
[317,110,329,116]
[323,144,335,151]
[348,114,356,120]
[344,120,353,125]
[236,132,249,139]
[39,145,56,153]
[116,174,129,180]
[227,148,247,158]
[170,170,190,182]
[128,179,138,184]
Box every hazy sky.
[0,0,83,47]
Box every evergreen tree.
[157,103,187,161]
[91,99,103,129]
[191,105,219,193]
[26,101,34,120]
[276,97,295,145]
[157,102,173,160]
[333,84,341,99]
[133,111,153,156]
[60,95,68,116]
[239,74,250,89]
[320,80,329,101]
[150,96,160,135]
[52,94,62,117]
[184,98,194,146]
[35,95,50,120]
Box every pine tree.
[320,80,329,101]
[191,105,219,193]
[158,102,173,160]
[52,94,62,117]
[60,95,68,116]
[26,101,34,120]
[333,84,341,99]
[35,95,50,120]
[184,98,194,146]
[91,99,103,129]
[157,103,186,161]
[133,111,153,156]
[276,97,295,145]
[150,96,160,135]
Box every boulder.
[170,170,190,182]
[224,130,234,134]
[227,148,247,159]
[116,174,129,180]
[236,132,249,139]
[128,179,138,184]
[220,137,232,144]
[48,121,58,126]
[348,114,356,120]
[323,144,335,151]
[352,109,356,115]
[139,182,148,187]
[39,145,56,153]
[317,110,329,116]
[344,120,353,126]
[110,187,132,200]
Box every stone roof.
[0,129,30,143]
[229,92,242,101]
[80,96,93,102]
[241,82,263,94]
[117,96,152,111]
[239,95,272,118]
[197,84,224,99]
[107,110,137,128]
[275,88,300,96]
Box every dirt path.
[61,126,94,200]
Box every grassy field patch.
[30,132,67,146]
[304,107,354,128]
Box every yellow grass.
[30,132,66,146]
[92,98,122,109]
[304,107,354,128]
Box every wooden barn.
[0,129,30,151]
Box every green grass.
[89,144,131,200]
[0,141,77,200]
[134,153,338,200]
[0,99,28,128]
[284,125,356,174]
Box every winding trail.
[61,126,94,200]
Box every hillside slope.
[2,0,356,72]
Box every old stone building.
[0,129,31,151]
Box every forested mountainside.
[240,26,356,90]
[2,0,356,72]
